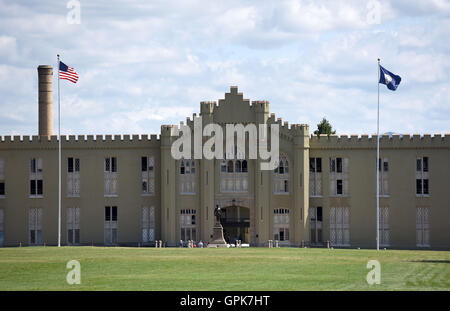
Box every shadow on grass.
[410,260,450,264]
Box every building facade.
[0,66,449,249]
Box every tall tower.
[37,65,54,136]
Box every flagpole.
[57,54,61,248]
[376,58,380,251]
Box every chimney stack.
[37,65,54,136]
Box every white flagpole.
[57,54,62,247]
[376,58,380,251]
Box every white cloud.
[0,0,449,137]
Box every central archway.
[220,206,250,244]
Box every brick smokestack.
[37,65,54,136]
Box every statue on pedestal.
[214,205,222,225]
[208,204,227,247]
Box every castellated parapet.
[0,134,160,151]
[309,133,450,149]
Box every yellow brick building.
[0,66,449,249]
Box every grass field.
[0,246,449,290]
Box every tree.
[314,117,336,137]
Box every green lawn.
[0,246,449,290]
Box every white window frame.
[104,206,118,245]
[330,207,350,247]
[142,206,155,243]
[180,209,197,241]
[379,207,390,247]
[67,207,80,245]
[377,157,389,196]
[309,206,323,244]
[309,157,322,197]
[141,156,155,196]
[416,157,429,197]
[220,157,248,193]
[416,207,430,247]
[179,159,196,195]
[273,155,289,194]
[329,157,349,197]
[273,208,290,242]
[104,157,118,196]
[30,158,43,198]
[67,157,80,197]
[29,207,43,245]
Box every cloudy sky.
[0,0,449,137]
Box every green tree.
[314,117,336,137]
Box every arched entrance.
[220,205,250,244]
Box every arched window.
[274,155,289,194]
[180,161,185,175]
[227,160,234,173]
[235,160,241,173]
[221,160,227,172]
[180,159,195,194]
[242,160,248,173]
[220,158,249,193]
[274,208,290,242]
[185,160,190,174]
[277,157,289,174]
[191,160,195,174]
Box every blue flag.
[379,65,401,91]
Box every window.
[416,157,429,196]
[67,207,80,245]
[379,207,390,247]
[274,155,289,194]
[29,208,43,245]
[329,157,349,196]
[141,156,155,195]
[0,209,4,246]
[180,209,197,241]
[220,157,248,193]
[142,206,155,243]
[67,158,80,197]
[179,159,196,194]
[309,158,322,197]
[330,207,350,246]
[273,208,290,242]
[416,207,430,247]
[30,158,43,197]
[104,157,118,196]
[309,207,323,244]
[336,180,343,195]
[104,206,118,245]
[0,158,5,197]
[377,158,389,196]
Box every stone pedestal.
[208,223,228,248]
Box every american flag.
[59,61,79,83]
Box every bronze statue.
[214,205,222,224]
[208,205,227,247]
